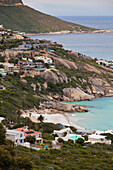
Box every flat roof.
[6,130,22,135]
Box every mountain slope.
[0,5,96,33]
[0,0,23,6]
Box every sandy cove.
[21,108,71,126]
[21,107,84,129]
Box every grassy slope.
[0,5,96,33]
[15,144,113,169]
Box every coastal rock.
[42,69,68,84]
[41,102,88,112]
[53,57,77,70]
[63,87,94,101]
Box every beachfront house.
[88,134,111,144]
[53,128,72,137]
[55,134,84,143]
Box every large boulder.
[41,102,88,112]
[63,87,94,101]
[42,69,68,84]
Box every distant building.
[0,117,5,123]
[55,134,83,143]
[88,134,111,144]
[0,85,6,90]
[0,25,3,29]
[0,68,7,76]
[96,60,109,67]
[53,128,72,138]
[4,63,14,73]
[34,56,53,64]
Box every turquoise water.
[66,97,113,130]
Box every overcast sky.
[23,0,113,16]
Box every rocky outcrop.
[63,87,94,101]
[51,57,77,70]
[41,102,88,112]
[89,77,113,97]
[42,69,68,84]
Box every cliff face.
[0,0,23,6]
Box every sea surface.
[66,97,113,130]
[29,16,113,130]
[29,16,113,60]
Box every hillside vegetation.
[0,5,96,33]
[0,0,23,5]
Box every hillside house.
[53,128,72,137]
[6,130,25,146]
[88,134,111,144]
[0,85,6,90]
[55,134,83,143]
[0,68,7,76]
[34,56,53,64]
[4,63,14,73]
[0,117,5,123]
[96,60,109,67]
[13,126,43,143]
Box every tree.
[84,135,88,141]
[76,138,85,146]
[0,123,6,145]
[25,135,36,144]
[38,115,44,122]
[57,138,64,143]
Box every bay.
[29,16,113,60]
[66,97,113,130]
[29,16,113,130]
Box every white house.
[96,60,109,66]
[34,56,53,64]
[88,134,111,144]
[13,126,43,143]
[95,129,113,135]
[6,130,25,146]
[53,128,72,137]
[0,117,5,123]
[0,25,3,29]
[55,134,83,143]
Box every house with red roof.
[13,126,43,143]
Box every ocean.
[29,16,113,130]
[66,97,113,130]
[29,16,113,60]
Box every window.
[20,140,23,143]
[39,134,42,138]
[20,134,23,138]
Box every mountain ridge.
[0,4,96,33]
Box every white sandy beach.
[21,111,84,129]
[22,111,70,126]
